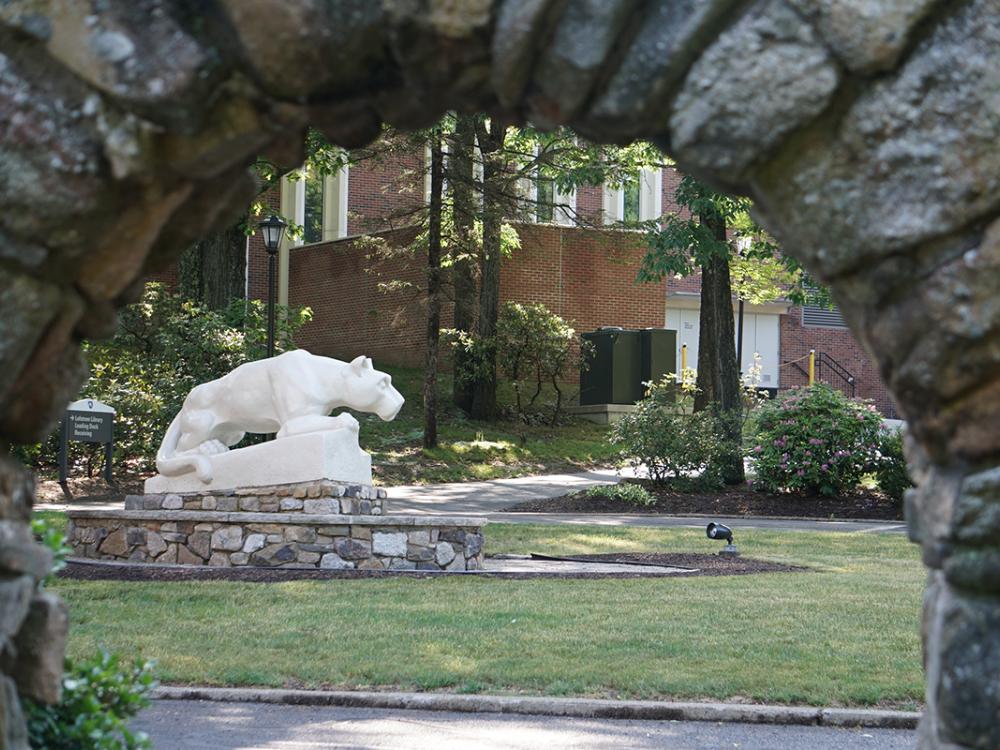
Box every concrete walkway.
[40,468,907,534]
[136,699,917,750]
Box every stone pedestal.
[68,479,485,572]
[144,430,372,494]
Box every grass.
[355,365,618,485]
[51,522,925,708]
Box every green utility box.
[580,328,642,405]
[639,328,678,396]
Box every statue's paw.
[339,414,360,432]
[198,439,228,455]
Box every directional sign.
[60,399,116,484]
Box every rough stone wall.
[1,1,997,747]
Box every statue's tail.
[155,411,212,481]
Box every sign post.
[59,399,116,486]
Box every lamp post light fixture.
[258,215,287,359]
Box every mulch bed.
[548,553,806,577]
[503,481,903,520]
[59,552,803,583]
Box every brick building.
[159,154,896,416]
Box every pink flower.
[797,469,805,476]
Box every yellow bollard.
[808,349,815,386]
[681,343,687,373]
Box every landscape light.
[706,522,739,558]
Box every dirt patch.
[545,553,806,577]
[503,481,903,520]
[59,553,803,583]
[35,474,144,504]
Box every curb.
[152,686,920,730]
[496,511,905,525]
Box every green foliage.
[585,482,655,507]
[876,427,913,503]
[609,377,727,488]
[749,385,882,497]
[31,516,71,586]
[447,303,589,424]
[18,284,311,472]
[25,649,157,750]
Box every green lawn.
[51,523,925,708]
[357,365,618,485]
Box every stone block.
[240,496,260,512]
[177,545,203,565]
[127,548,147,563]
[307,484,321,498]
[335,537,371,560]
[285,526,317,543]
[358,500,372,515]
[280,498,304,511]
[243,533,267,554]
[387,557,416,570]
[0,538,52,581]
[293,486,307,498]
[320,553,352,569]
[260,502,279,513]
[98,527,128,557]
[211,526,243,551]
[188,531,211,559]
[161,532,186,543]
[230,552,249,565]
[297,550,321,564]
[465,533,484,558]
[163,494,183,510]
[146,531,167,558]
[126,526,146,547]
[377,488,388,499]
[351,527,372,541]
[439,529,467,545]
[407,545,434,562]
[304,499,338,514]
[215,497,238,512]
[157,544,178,564]
[0,674,28,749]
[124,495,144,510]
[318,525,349,536]
[446,555,466,572]
[435,542,456,566]
[357,558,384,570]
[143,495,164,510]
[201,496,217,511]
[409,530,430,546]
[251,543,297,566]
[372,532,407,557]
[194,523,214,532]
[208,552,231,567]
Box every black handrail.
[781,352,856,398]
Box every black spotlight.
[706,522,739,558]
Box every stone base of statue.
[143,430,372,494]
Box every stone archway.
[1,2,997,747]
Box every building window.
[281,164,349,245]
[604,167,662,225]
[536,176,555,223]
[302,168,325,245]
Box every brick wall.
[779,309,897,416]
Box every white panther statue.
[155,350,404,482]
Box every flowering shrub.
[875,427,913,503]
[610,376,727,489]
[749,385,882,496]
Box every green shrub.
[610,377,726,489]
[876,427,913,503]
[585,482,656,507]
[31,516,71,586]
[749,385,882,496]
[25,649,156,750]
[14,283,311,472]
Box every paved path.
[40,468,907,534]
[137,700,917,750]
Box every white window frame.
[282,164,349,246]
[603,167,661,224]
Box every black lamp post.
[258,215,287,359]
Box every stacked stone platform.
[67,480,484,572]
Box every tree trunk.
[450,114,478,414]
[177,223,247,309]
[694,208,744,484]
[470,119,506,421]
[423,131,445,449]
